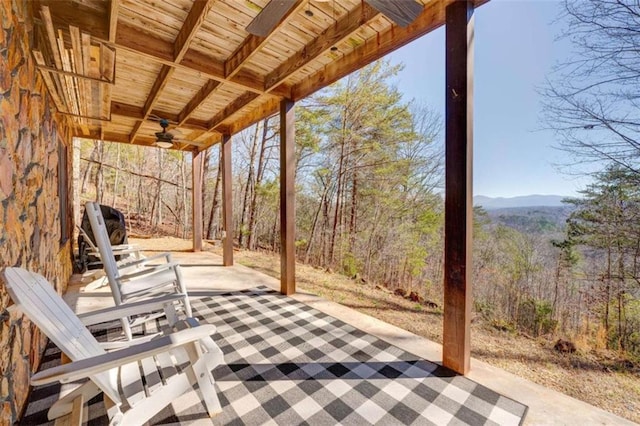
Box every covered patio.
[27,0,479,374]
[21,249,633,425]
[3,0,630,424]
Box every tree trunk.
[348,170,358,253]
[304,182,329,264]
[329,117,347,265]
[206,161,222,239]
[605,244,612,348]
[150,149,164,229]
[247,117,271,250]
[95,140,105,203]
[112,143,121,207]
[239,122,260,247]
[81,143,99,194]
[136,146,144,218]
[181,152,188,239]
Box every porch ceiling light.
[155,141,173,149]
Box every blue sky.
[388,0,591,198]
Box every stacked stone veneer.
[0,0,73,422]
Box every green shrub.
[517,298,557,337]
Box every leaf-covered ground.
[233,249,640,423]
[132,238,639,423]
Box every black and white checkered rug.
[22,287,527,425]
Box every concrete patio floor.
[59,250,635,425]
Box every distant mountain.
[486,206,574,234]
[474,194,569,210]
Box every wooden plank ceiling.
[34,0,487,152]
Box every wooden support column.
[221,134,233,266]
[191,149,203,252]
[444,0,474,375]
[280,99,296,295]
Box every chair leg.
[172,265,193,317]
[183,297,193,318]
[121,317,133,340]
[164,302,178,326]
[186,342,221,417]
[48,381,101,420]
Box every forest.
[77,0,640,362]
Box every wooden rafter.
[128,65,175,143]
[115,23,264,94]
[108,0,118,42]
[177,80,220,126]
[221,97,281,136]
[225,0,305,80]
[265,2,380,91]
[128,0,213,144]
[111,101,208,131]
[174,0,214,62]
[216,0,451,133]
[208,92,260,131]
[77,129,210,148]
[35,0,489,153]
[290,0,451,100]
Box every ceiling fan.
[246,0,424,37]
[154,119,177,149]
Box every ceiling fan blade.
[246,1,297,37]
[364,0,424,27]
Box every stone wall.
[0,0,73,422]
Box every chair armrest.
[89,247,142,259]
[111,244,138,251]
[118,252,171,269]
[77,294,185,326]
[111,248,141,256]
[31,324,218,386]
[118,262,178,281]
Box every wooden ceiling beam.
[225,0,305,80]
[290,0,450,101]
[108,0,118,42]
[181,49,265,93]
[115,23,174,62]
[208,92,260,131]
[128,65,175,143]
[110,101,208,131]
[77,129,212,148]
[115,23,264,94]
[128,0,217,145]
[221,97,281,136]
[142,65,174,115]
[110,101,144,120]
[178,79,220,125]
[264,2,380,91]
[174,0,215,62]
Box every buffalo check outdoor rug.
[23,286,528,425]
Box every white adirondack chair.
[2,267,223,425]
[85,201,192,340]
[77,224,143,263]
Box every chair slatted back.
[85,202,125,305]
[2,267,121,403]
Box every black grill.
[75,204,128,272]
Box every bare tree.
[541,0,640,174]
